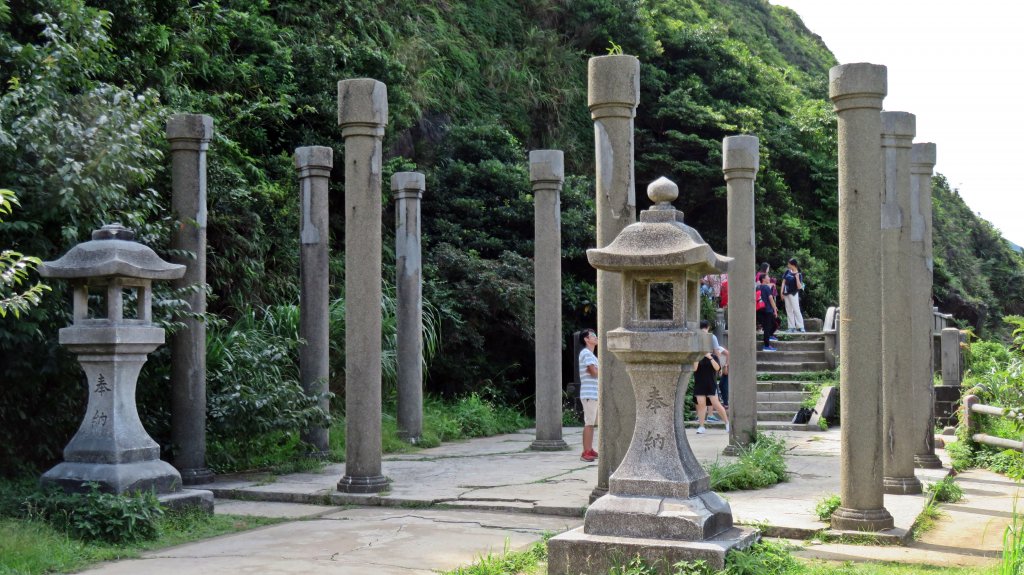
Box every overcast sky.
[770,0,1024,246]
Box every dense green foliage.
[1,0,1023,474]
[948,316,1024,477]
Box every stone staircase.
[755,331,831,430]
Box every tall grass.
[706,433,789,491]
[1001,499,1024,575]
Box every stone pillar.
[828,63,894,531]
[722,135,759,455]
[337,79,389,494]
[588,54,640,500]
[879,112,922,494]
[295,146,333,456]
[167,114,214,486]
[941,328,962,387]
[529,150,569,451]
[394,171,425,443]
[714,308,726,347]
[912,143,942,468]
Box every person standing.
[757,274,779,351]
[782,258,805,332]
[700,319,730,420]
[693,349,729,434]
[578,329,599,462]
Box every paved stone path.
[76,427,1017,574]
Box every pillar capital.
[337,79,388,137]
[881,112,916,148]
[588,55,640,120]
[294,146,333,179]
[722,135,760,181]
[391,172,425,201]
[166,114,213,151]
[829,63,887,112]
[911,142,937,174]
[529,149,564,186]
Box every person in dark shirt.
[757,273,779,351]
[781,258,805,332]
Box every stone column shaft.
[941,328,962,386]
[912,143,942,468]
[722,136,759,455]
[588,55,640,500]
[394,172,425,443]
[828,63,894,531]
[337,79,389,493]
[529,150,569,451]
[168,114,214,486]
[880,112,922,494]
[296,146,333,456]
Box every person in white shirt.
[578,329,599,462]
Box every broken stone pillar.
[296,146,333,456]
[941,328,962,387]
[828,62,894,531]
[912,143,943,469]
[529,150,569,451]
[167,114,214,486]
[722,135,759,455]
[38,224,213,511]
[548,178,754,574]
[337,79,389,494]
[394,171,425,443]
[588,54,640,501]
[880,112,922,494]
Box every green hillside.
[1,0,1020,471]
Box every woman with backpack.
[757,273,779,351]
[782,257,805,332]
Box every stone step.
[757,391,809,402]
[756,350,827,362]
[756,340,825,352]
[757,361,830,373]
[774,331,825,340]
[757,380,819,392]
[754,420,818,432]
[758,410,803,422]
[757,400,806,411]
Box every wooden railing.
[963,394,1024,452]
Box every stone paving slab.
[198,426,951,541]
[79,507,578,575]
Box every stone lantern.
[548,178,757,574]
[38,224,212,509]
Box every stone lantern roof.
[39,224,185,281]
[587,177,730,274]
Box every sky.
[770,0,1024,246]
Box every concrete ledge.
[159,489,214,514]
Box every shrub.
[814,493,841,521]
[23,484,163,544]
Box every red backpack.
[755,286,766,311]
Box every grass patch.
[440,538,546,575]
[0,508,280,575]
[757,369,838,383]
[705,433,788,491]
[926,476,965,504]
[330,393,533,462]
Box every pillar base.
[42,459,182,495]
[589,486,608,504]
[548,525,758,575]
[883,475,923,495]
[397,431,421,445]
[338,474,390,494]
[529,439,570,451]
[722,443,742,456]
[914,454,943,469]
[179,466,215,486]
[585,492,733,540]
[831,506,894,532]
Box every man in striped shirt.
[578,328,599,462]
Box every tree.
[0,189,49,317]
